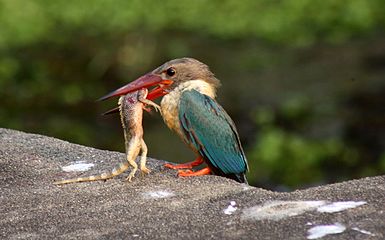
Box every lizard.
[54,88,160,185]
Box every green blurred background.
[1,0,384,190]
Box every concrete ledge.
[1,128,384,239]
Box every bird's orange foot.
[177,167,211,177]
[164,163,192,169]
[164,157,204,169]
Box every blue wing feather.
[179,90,248,179]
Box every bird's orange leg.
[178,167,211,177]
[164,157,204,169]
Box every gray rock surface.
[1,128,384,239]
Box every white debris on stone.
[226,220,234,226]
[307,223,346,239]
[241,201,326,221]
[352,227,375,236]
[142,190,175,199]
[224,201,238,215]
[241,200,368,222]
[242,185,253,191]
[61,161,94,172]
[317,201,366,213]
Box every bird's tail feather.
[225,172,248,184]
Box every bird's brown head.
[99,58,220,101]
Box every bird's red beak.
[98,73,173,101]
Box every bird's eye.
[166,67,176,77]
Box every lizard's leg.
[125,138,141,182]
[139,138,151,175]
[164,156,204,169]
[126,156,138,182]
[139,98,161,112]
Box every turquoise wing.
[179,89,248,182]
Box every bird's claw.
[178,169,193,176]
[177,167,212,177]
[164,157,204,170]
[164,163,192,169]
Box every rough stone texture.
[1,128,384,239]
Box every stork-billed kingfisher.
[100,58,248,183]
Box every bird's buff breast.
[160,80,216,139]
[161,91,183,137]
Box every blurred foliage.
[0,0,384,47]
[1,0,385,190]
[248,103,353,189]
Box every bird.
[99,58,248,183]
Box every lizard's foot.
[151,104,161,112]
[143,107,153,113]
[126,169,137,182]
[164,157,204,169]
[125,175,134,182]
[140,98,161,112]
[177,167,211,177]
[140,166,151,175]
[125,175,132,182]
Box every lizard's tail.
[54,161,130,185]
